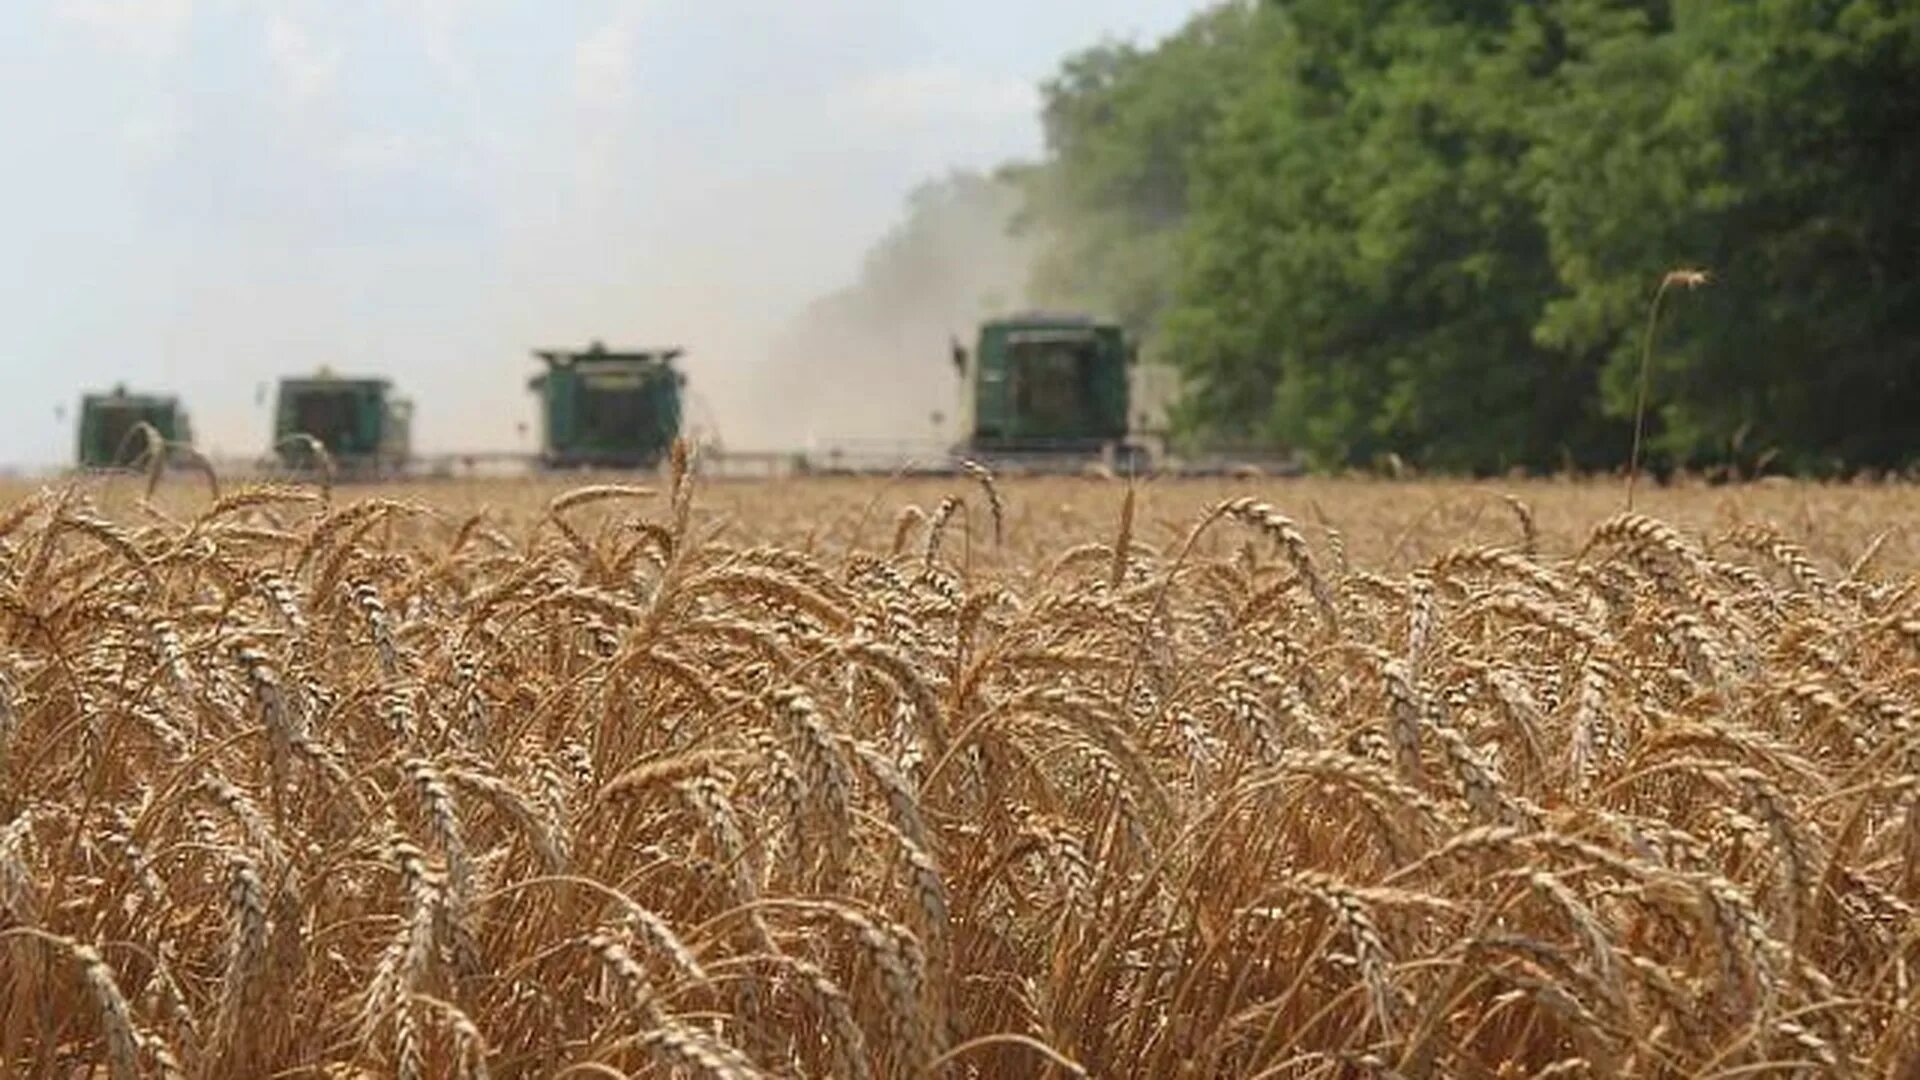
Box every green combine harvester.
[272,370,413,475]
[76,385,192,468]
[528,341,686,470]
[948,312,1147,471]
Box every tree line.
[960,0,1918,474]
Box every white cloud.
[563,4,654,197]
[265,13,340,103]
[338,130,420,174]
[572,4,648,108]
[121,94,185,160]
[385,0,473,91]
[53,0,194,59]
[843,64,1036,129]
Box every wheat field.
[2,457,1918,1077]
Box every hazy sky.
[0,0,1211,466]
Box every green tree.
[873,0,1920,472]
[1534,0,1920,472]
[1016,4,1269,338]
[1169,1,1626,469]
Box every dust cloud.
[731,171,1037,455]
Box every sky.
[0,0,1213,468]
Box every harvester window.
[1008,342,1095,435]
[96,407,142,465]
[91,404,168,466]
[294,390,364,453]
[579,375,661,448]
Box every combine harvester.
[75,384,194,468]
[271,369,414,478]
[60,316,1293,484]
[806,311,1298,477]
[250,345,724,481]
[529,341,794,478]
[528,341,686,470]
[948,311,1146,474]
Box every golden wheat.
[1,466,1918,1076]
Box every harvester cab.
[528,341,685,469]
[76,384,192,468]
[950,312,1144,469]
[273,370,412,474]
